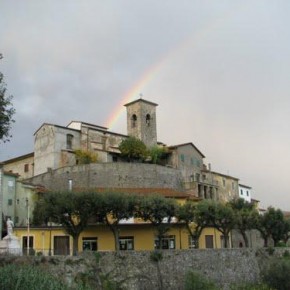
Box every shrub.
[184,271,218,290]
[75,149,98,164]
[0,264,67,290]
[262,258,290,290]
[230,283,272,290]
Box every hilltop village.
[0,98,259,254]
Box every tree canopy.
[136,195,177,249]
[0,54,15,143]
[257,207,290,247]
[177,201,206,249]
[118,136,148,162]
[95,192,137,251]
[33,191,99,255]
[228,198,259,247]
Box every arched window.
[131,114,137,128]
[146,114,151,126]
[66,134,73,149]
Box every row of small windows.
[240,189,250,196]
[17,234,229,254]
[131,114,151,128]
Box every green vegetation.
[261,257,290,290]
[184,271,218,290]
[148,145,168,164]
[0,264,67,290]
[119,136,148,162]
[33,191,98,256]
[0,54,15,143]
[96,192,137,252]
[74,149,98,164]
[257,207,290,247]
[177,201,205,249]
[135,195,177,250]
[229,198,259,247]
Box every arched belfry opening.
[124,98,158,148]
[146,114,151,126]
[131,114,137,128]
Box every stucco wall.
[25,163,184,191]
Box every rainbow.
[105,6,234,131]
[105,59,166,130]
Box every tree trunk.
[224,232,229,248]
[264,237,268,247]
[112,227,120,252]
[72,234,79,256]
[241,231,249,247]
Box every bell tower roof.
[124,98,158,107]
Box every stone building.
[2,98,242,228]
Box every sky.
[1,1,290,210]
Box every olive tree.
[0,54,15,142]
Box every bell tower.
[124,98,158,148]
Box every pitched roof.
[2,152,34,164]
[168,142,205,158]
[124,98,158,107]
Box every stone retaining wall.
[1,248,287,289]
[26,163,184,191]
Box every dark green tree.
[257,207,288,247]
[136,195,177,249]
[33,191,98,255]
[96,192,137,252]
[148,145,168,164]
[0,54,15,142]
[228,198,259,247]
[177,201,205,249]
[196,200,236,248]
[118,136,148,162]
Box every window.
[188,235,197,249]
[8,180,14,193]
[66,134,73,150]
[195,173,200,182]
[24,164,29,172]
[119,236,134,250]
[22,236,34,255]
[205,235,214,248]
[8,199,12,206]
[246,191,249,196]
[145,114,151,126]
[131,114,137,128]
[154,235,175,250]
[240,189,243,195]
[232,182,235,190]
[180,154,185,162]
[16,199,20,205]
[222,179,226,187]
[82,237,98,251]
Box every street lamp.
[0,163,3,239]
[26,197,30,255]
[48,217,52,256]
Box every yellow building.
[14,224,226,256]
[13,188,227,255]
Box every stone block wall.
[26,163,184,192]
